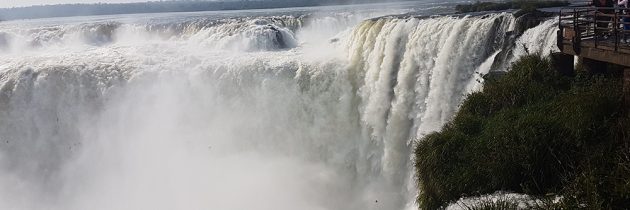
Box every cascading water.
[0,6,559,210]
[512,18,560,59]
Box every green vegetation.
[455,0,570,14]
[458,197,520,210]
[414,55,630,209]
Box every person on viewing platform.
[619,0,630,42]
[594,0,615,39]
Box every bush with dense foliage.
[414,55,629,209]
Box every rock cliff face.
[491,9,558,72]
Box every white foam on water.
[0,10,559,210]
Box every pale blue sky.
[0,0,146,8]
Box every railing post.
[623,8,628,45]
[573,8,582,55]
[558,10,564,51]
[559,9,562,31]
[588,9,592,38]
[615,11,619,51]
[595,9,598,47]
[577,9,582,45]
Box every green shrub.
[414,54,629,209]
[459,197,520,210]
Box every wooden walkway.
[557,7,630,107]
[559,38,630,67]
[558,7,630,67]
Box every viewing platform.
[557,6,630,105]
[558,7,630,66]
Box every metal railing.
[558,7,630,53]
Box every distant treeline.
[455,0,569,13]
[0,0,404,20]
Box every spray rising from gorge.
[0,6,559,210]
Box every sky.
[0,0,147,8]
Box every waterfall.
[0,11,558,210]
[343,13,515,209]
[511,18,559,61]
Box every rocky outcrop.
[491,9,557,72]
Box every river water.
[0,2,559,209]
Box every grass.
[455,0,570,14]
[414,54,630,209]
